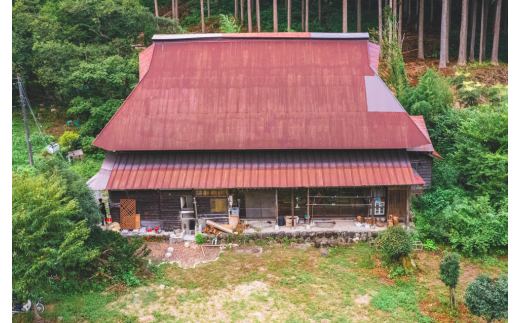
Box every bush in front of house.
[465,274,508,323]
[375,226,413,262]
[439,252,460,308]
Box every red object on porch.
[104,149,425,190]
[93,36,430,152]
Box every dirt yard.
[29,242,508,323]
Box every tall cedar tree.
[398,0,402,48]
[302,0,304,30]
[457,0,469,66]
[358,0,362,32]
[172,0,175,18]
[491,0,502,65]
[306,0,309,31]
[235,0,238,19]
[446,0,451,62]
[248,0,252,32]
[379,0,383,58]
[257,0,261,31]
[200,0,205,32]
[482,0,489,60]
[274,0,278,31]
[440,0,448,68]
[418,0,424,58]
[343,0,348,32]
[469,0,478,62]
[154,0,159,16]
[241,0,244,25]
[208,0,210,18]
[287,0,290,30]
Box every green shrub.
[439,252,460,308]
[465,274,508,323]
[398,68,453,128]
[84,226,150,286]
[423,239,439,251]
[58,131,80,150]
[375,226,413,262]
[36,157,102,227]
[219,14,240,33]
[195,233,204,245]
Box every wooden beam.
[307,188,310,224]
[406,186,411,227]
[291,188,294,227]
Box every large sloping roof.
[93,33,430,151]
[99,149,424,190]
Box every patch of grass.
[178,291,205,303]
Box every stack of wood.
[201,220,233,236]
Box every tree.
[418,0,424,59]
[465,274,508,323]
[357,0,362,32]
[200,0,205,32]
[491,0,502,65]
[440,0,448,68]
[302,0,304,31]
[457,0,469,66]
[379,0,383,58]
[257,0,261,31]
[469,0,478,62]
[439,252,460,308]
[446,0,451,62]
[375,226,413,262]
[241,0,244,25]
[273,0,278,32]
[12,172,99,321]
[479,0,486,63]
[398,0,402,48]
[208,0,211,18]
[343,0,348,32]
[154,0,158,16]
[235,0,238,20]
[306,0,309,31]
[481,0,490,61]
[248,0,252,32]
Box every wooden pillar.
[307,188,310,224]
[406,186,411,227]
[275,189,278,221]
[371,197,375,229]
[291,188,294,227]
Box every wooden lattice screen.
[120,199,137,229]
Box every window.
[210,198,228,213]
[180,195,193,209]
[411,162,419,173]
[194,190,226,197]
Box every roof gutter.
[151,32,370,42]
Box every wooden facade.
[408,151,433,195]
[108,184,413,230]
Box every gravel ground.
[145,242,222,268]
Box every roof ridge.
[152,32,369,42]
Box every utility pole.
[17,74,34,167]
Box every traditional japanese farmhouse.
[88,32,440,231]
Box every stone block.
[315,237,338,249]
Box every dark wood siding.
[108,190,191,229]
[408,152,433,195]
[387,187,409,220]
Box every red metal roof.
[93,36,431,151]
[138,43,155,81]
[105,149,423,190]
[407,116,434,151]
